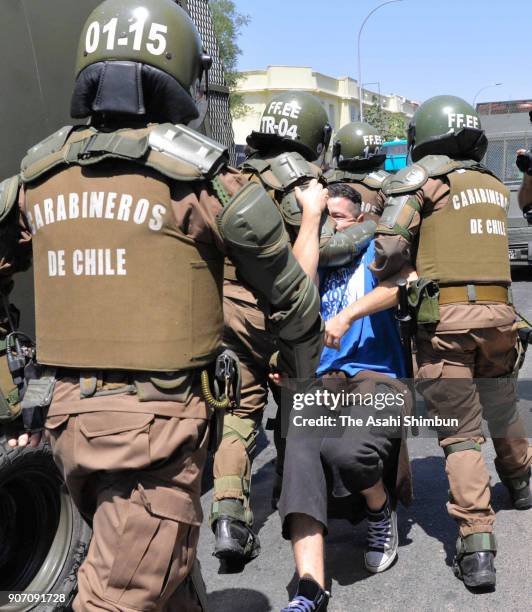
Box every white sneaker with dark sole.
[364,496,399,573]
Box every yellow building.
[232,65,419,152]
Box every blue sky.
[233,0,528,105]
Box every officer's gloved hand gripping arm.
[218,181,323,379]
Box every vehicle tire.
[0,438,92,611]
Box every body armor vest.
[416,168,511,285]
[22,125,227,371]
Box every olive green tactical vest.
[23,128,224,371]
[416,169,511,285]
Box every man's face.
[327,196,363,231]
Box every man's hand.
[516,149,532,175]
[7,431,42,448]
[295,179,328,218]
[268,371,298,391]
[324,311,351,349]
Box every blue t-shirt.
[317,240,405,378]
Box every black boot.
[214,516,260,562]
[453,533,497,589]
[502,470,532,510]
[280,577,329,612]
[212,499,260,563]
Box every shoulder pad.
[0,175,21,223]
[21,126,76,182]
[417,155,494,179]
[148,124,228,180]
[325,168,351,184]
[364,169,389,189]
[241,151,319,192]
[269,151,319,190]
[415,155,456,177]
[470,162,497,178]
[383,164,428,196]
[240,156,270,175]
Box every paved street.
[197,269,532,612]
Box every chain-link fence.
[180,0,236,164]
[483,134,532,184]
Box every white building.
[232,65,419,150]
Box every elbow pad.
[218,182,322,378]
[319,219,376,268]
[376,195,420,242]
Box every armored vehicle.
[477,100,532,268]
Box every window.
[384,144,408,156]
[478,100,532,115]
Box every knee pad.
[222,413,257,459]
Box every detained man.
[275,182,414,612]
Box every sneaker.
[364,494,398,573]
[280,577,329,612]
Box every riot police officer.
[327,120,389,221]
[0,1,323,609]
[211,91,375,563]
[370,95,532,589]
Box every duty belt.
[438,284,512,305]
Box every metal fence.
[180,0,236,164]
[483,134,532,183]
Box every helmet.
[247,91,332,162]
[71,0,212,124]
[332,121,386,171]
[408,95,487,162]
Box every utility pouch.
[514,320,532,376]
[408,278,440,325]
[134,370,194,402]
[21,373,56,431]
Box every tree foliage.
[209,0,250,118]
[364,96,408,141]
